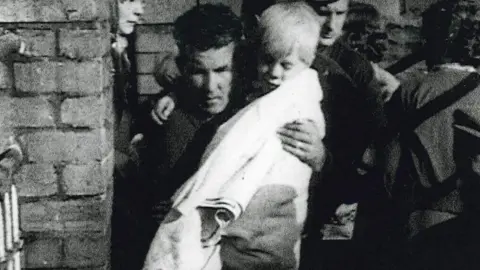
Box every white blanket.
[143,68,325,270]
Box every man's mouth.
[205,97,221,105]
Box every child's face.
[258,48,309,92]
[118,0,145,35]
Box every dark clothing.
[406,213,480,270]
[139,106,233,212]
[384,68,480,269]
[300,42,386,270]
[308,42,379,222]
[111,39,144,270]
[385,69,480,216]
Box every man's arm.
[220,185,301,270]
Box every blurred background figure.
[109,1,146,270]
[341,2,388,63]
[383,1,480,269]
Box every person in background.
[404,108,480,270]
[341,2,388,64]
[109,1,145,270]
[383,1,480,268]
[111,0,145,159]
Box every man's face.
[118,0,145,35]
[183,43,235,116]
[310,0,349,46]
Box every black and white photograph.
[0,0,479,269]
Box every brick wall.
[0,0,113,269]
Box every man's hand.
[151,95,176,125]
[277,119,326,172]
[370,62,400,102]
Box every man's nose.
[324,15,335,31]
[204,72,219,93]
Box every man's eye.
[214,66,230,73]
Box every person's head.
[256,2,320,93]
[173,4,243,117]
[117,0,145,35]
[307,0,350,47]
[422,0,480,70]
[342,2,387,62]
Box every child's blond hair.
[258,2,320,66]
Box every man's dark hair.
[173,4,243,53]
[422,0,480,69]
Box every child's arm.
[151,53,181,124]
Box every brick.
[103,87,114,129]
[62,158,112,196]
[136,52,166,74]
[0,61,13,89]
[200,0,242,16]
[141,0,196,24]
[0,97,13,130]
[22,130,105,163]
[103,56,113,89]
[22,131,73,163]
[136,25,177,53]
[138,74,163,94]
[21,198,108,233]
[14,61,57,93]
[64,236,107,268]
[60,0,108,21]
[0,0,16,22]
[57,61,103,94]
[0,0,108,22]
[14,164,57,197]
[24,238,63,268]
[12,97,55,127]
[61,96,104,128]
[74,129,108,161]
[59,28,110,59]
[16,29,55,56]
